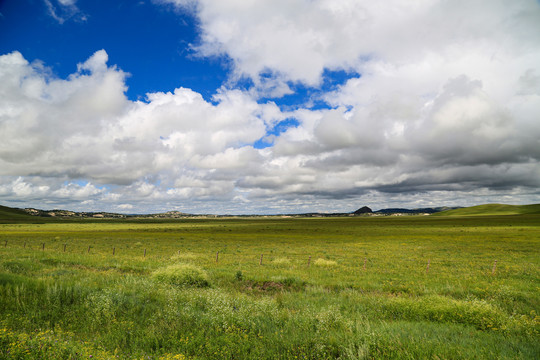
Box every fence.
[0,239,528,277]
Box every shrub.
[152,263,210,288]
[314,258,337,267]
[380,295,507,330]
[272,257,291,266]
[235,270,243,281]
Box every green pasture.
[0,215,539,359]
[434,204,540,217]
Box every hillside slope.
[433,203,540,216]
[0,205,40,223]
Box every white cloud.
[0,177,50,199]
[58,0,77,5]
[117,204,134,211]
[0,50,128,175]
[0,50,279,211]
[162,0,540,92]
[44,0,84,24]
[51,182,105,199]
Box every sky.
[0,0,539,214]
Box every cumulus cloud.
[0,50,128,173]
[161,1,540,92]
[1,0,540,213]
[0,50,282,212]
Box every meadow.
[0,214,539,359]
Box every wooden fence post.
[308,256,311,267]
[113,247,115,256]
[144,249,146,257]
[216,251,219,263]
[42,243,45,251]
[426,259,430,274]
[492,260,497,275]
[63,244,66,252]
[260,254,263,265]
[87,246,91,254]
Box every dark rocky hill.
[353,206,373,214]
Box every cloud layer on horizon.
[1,0,539,213]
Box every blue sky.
[0,0,225,101]
[0,0,539,214]
[0,0,357,106]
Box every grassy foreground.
[0,215,539,359]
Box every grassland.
[0,213,539,359]
[434,203,540,217]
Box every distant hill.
[0,204,193,223]
[0,205,43,223]
[1,203,538,222]
[353,206,372,214]
[374,207,458,215]
[433,203,540,216]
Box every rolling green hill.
[0,205,42,223]
[433,203,540,216]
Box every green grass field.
[434,204,540,217]
[0,212,539,359]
